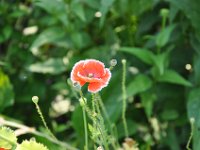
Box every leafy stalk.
[96,93,120,149]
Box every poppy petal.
[78,80,86,86]
[83,59,105,78]
[88,82,103,93]
[71,59,112,93]
[70,60,85,83]
[101,68,111,87]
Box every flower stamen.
[88,73,94,78]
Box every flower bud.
[92,112,97,118]
[32,96,39,104]
[110,59,117,67]
[97,146,104,150]
[73,82,81,90]
[121,59,126,64]
[190,117,195,124]
[160,8,169,18]
[79,98,87,107]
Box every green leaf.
[16,140,49,150]
[157,69,192,86]
[141,91,156,118]
[165,127,181,150]
[28,58,67,74]
[101,71,123,123]
[15,79,46,103]
[187,88,200,150]
[71,32,91,49]
[3,25,12,40]
[88,124,94,134]
[131,0,153,16]
[190,33,200,55]
[0,126,17,149]
[0,70,14,112]
[88,123,101,142]
[119,47,155,65]
[152,54,165,75]
[168,0,200,41]
[99,0,115,27]
[117,120,137,138]
[82,0,100,9]
[104,97,122,123]
[156,24,176,48]
[127,74,153,97]
[151,49,171,75]
[34,0,68,26]
[160,109,179,121]
[71,1,86,22]
[193,56,200,85]
[72,106,84,149]
[0,26,13,43]
[30,27,67,55]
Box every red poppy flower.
[71,59,111,93]
[0,148,9,150]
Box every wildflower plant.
[71,59,119,150]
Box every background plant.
[1,0,200,149]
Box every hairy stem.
[122,59,129,138]
[82,107,88,150]
[33,100,57,140]
[92,94,109,150]
[96,93,119,149]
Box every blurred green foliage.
[1,0,200,149]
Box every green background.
[1,0,200,149]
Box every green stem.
[33,131,78,150]
[33,101,57,140]
[79,91,89,150]
[162,16,167,30]
[97,126,109,150]
[93,94,109,150]
[96,94,119,149]
[122,59,129,138]
[91,94,96,132]
[82,107,88,150]
[186,118,195,150]
[96,94,111,125]
[157,46,161,54]
[158,15,166,54]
